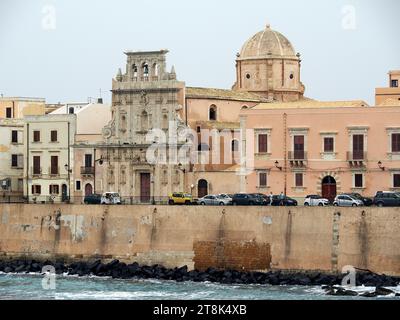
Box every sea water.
[0,273,399,300]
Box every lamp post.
[178,163,187,193]
[93,153,104,194]
[64,164,72,202]
[378,161,386,171]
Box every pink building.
[240,100,400,201]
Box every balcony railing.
[81,166,95,175]
[288,151,307,161]
[347,151,367,161]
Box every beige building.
[0,97,45,119]
[24,114,76,203]
[375,70,400,106]
[0,119,25,199]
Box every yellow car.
[168,193,195,205]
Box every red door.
[140,173,151,203]
[85,184,93,196]
[322,176,337,203]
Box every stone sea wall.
[0,204,399,276]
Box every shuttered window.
[392,134,400,152]
[259,172,267,187]
[258,134,268,153]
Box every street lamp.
[378,161,386,171]
[275,161,283,171]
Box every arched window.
[232,139,239,152]
[241,105,248,110]
[143,63,149,77]
[153,63,159,77]
[132,64,138,78]
[209,105,217,121]
[198,179,208,198]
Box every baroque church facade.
[98,24,308,202]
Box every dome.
[239,24,297,59]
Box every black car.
[350,193,373,206]
[84,194,102,204]
[271,195,298,206]
[232,193,263,206]
[373,191,400,207]
[251,193,270,205]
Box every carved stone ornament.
[140,91,149,106]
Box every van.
[101,192,122,205]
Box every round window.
[246,74,251,79]
[289,74,294,79]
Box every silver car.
[198,195,231,206]
[333,194,364,207]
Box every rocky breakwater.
[1,259,399,298]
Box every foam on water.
[1,273,399,300]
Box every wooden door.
[140,173,151,203]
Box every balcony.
[347,151,367,167]
[288,151,307,167]
[81,166,95,175]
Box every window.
[259,172,267,188]
[11,155,18,168]
[352,134,364,160]
[49,185,59,195]
[295,173,303,187]
[209,105,217,121]
[68,107,74,114]
[394,174,400,188]
[76,180,81,191]
[354,174,364,188]
[6,107,12,118]
[11,130,18,143]
[246,73,251,79]
[33,156,41,175]
[294,135,305,159]
[143,63,149,76]
[132,64,138,77]
[258,134,268,153]
[392,133,400,152]
[50,156,58,175]
[31,185,41,195]
[391,79,399,88]
[289,73,294,79]
[324,137,334,153]
[50,130,58,142]
[33,130,40,142]
[85,154,92,168]
[196,126,201,133]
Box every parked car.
[168,193,195,205]
[350,193,373,206]
[198,195,231,206]
[304,195,330,206]
[232,193,263,206]
[251,193,271,205]
[270,195,298,206]
[373,191,400,207]
[101,192,121,205]
[333,194,364,207]
[83,193,102,205]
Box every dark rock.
[375,287,395,296]
[14,265,26,273]
[88,260,101,272]
[360,291,378,298]
[4,267,13,273]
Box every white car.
[333,194,364,207]
[304,195,330,206]
[101,192,122,205]
[198,195,231,206]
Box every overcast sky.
[0,0,399,105]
